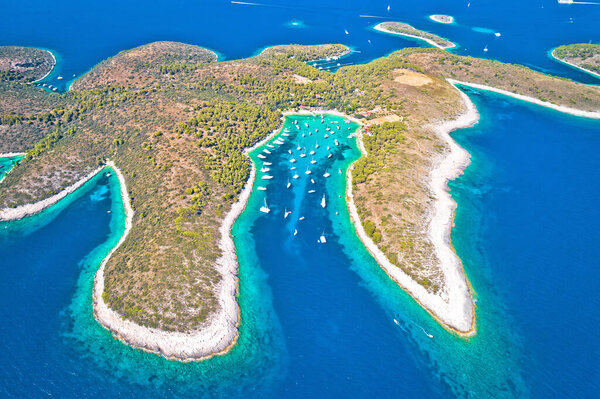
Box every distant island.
[374,22,456,50]
[1,42,599,360]
[551,43,600,78]
[429,15,455,24]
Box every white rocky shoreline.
[0,166,104,220]
[345,86,478,335]
[550,49,600,80]
[373,22,456,50]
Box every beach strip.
[0,166,104,221]
[549,50,600,80]
[373,22,456,50]
[448,79,600,119]
[30,49,57,84]
[346,85,478,335]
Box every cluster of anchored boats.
[255,116,355,244]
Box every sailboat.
[327,153,332,159]
[290,158,296,163]
[305,165,312,175]
[287,179,291,188]
[310,158,316,164]
[321,194,326,208]
[387,4,390,11]
[294,229,298,236]
[260,198,270,213]
[260,167,270,172]
[334,139,339,146]
[309,149,315,155]
[284,208,291,219]
[293,173,300,179]
[323,171,331,178]
[311,178,315,184]
[319,231,327,243]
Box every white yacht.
[287,179,291,188]
[323,171,331,178]
[257,186,267,191]
[319,231,327,243]
[257,154,266,159]
[321,194,326,208]
[260,198,270,214]
[262,175,274,180]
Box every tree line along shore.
[1,41,599,359]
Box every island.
[551,43,600,79]
[374,22,456,50]
[1,43,599,360]
[429,15,455,24]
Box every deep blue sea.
[1,0,600,397]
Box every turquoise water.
[1,104,599,396]
[0,156,22,181]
